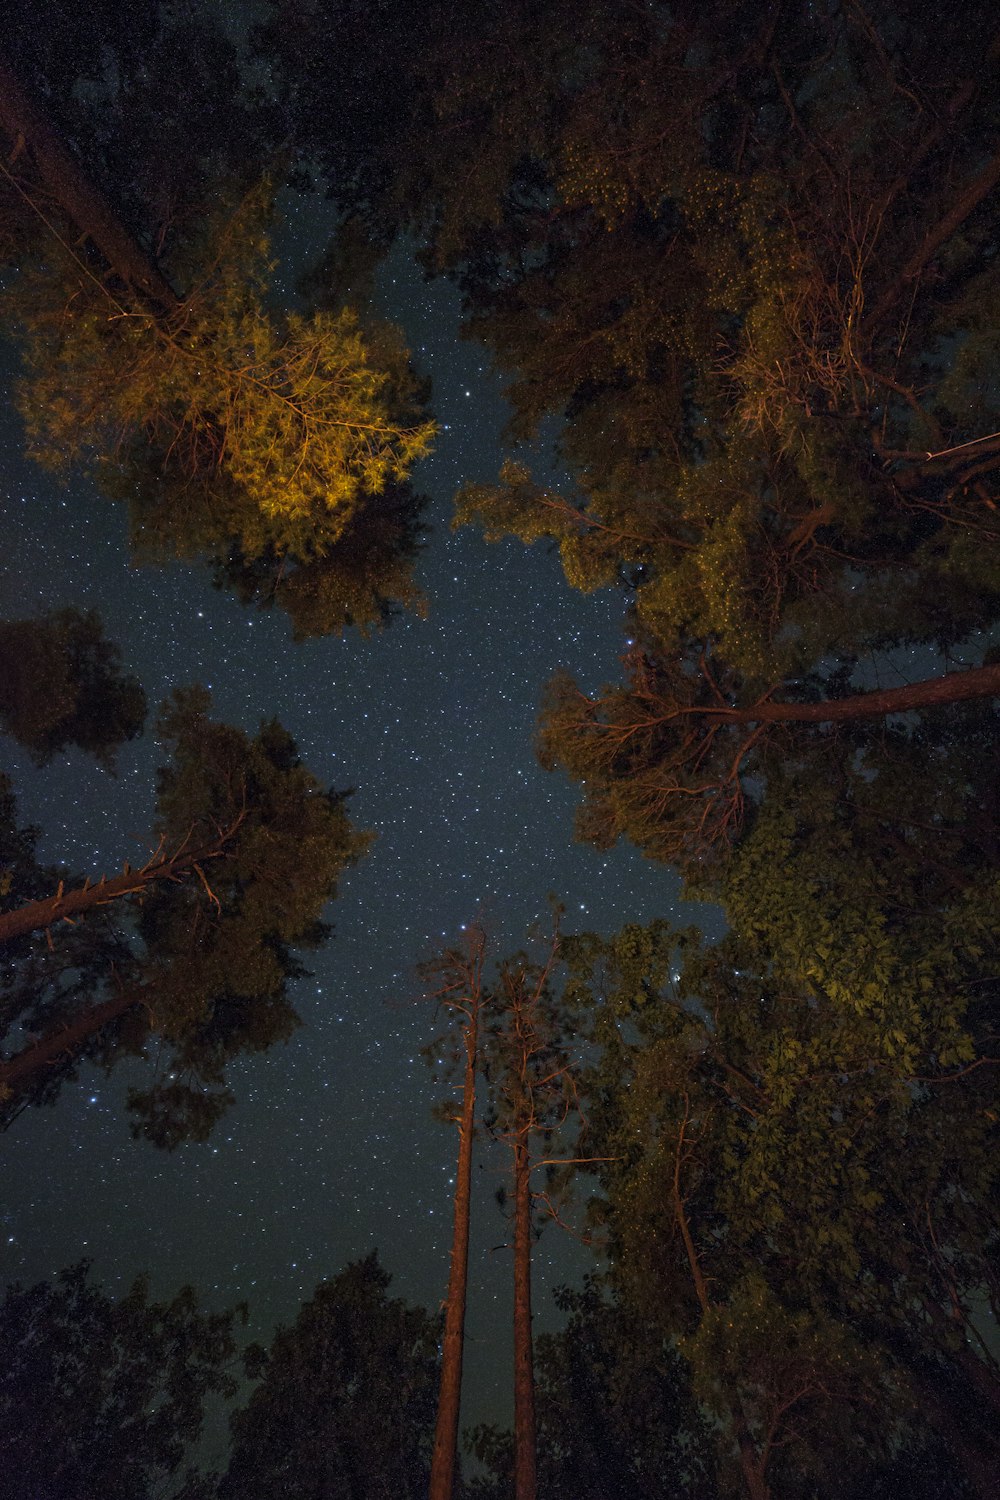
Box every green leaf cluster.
[0,1260,239,1500]
[220,1252,440,1500]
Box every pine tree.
[0,686,370,1144]
[0,40,434,637]
[0,609,146,769]
[291,0,1000,852]
[421,925,490,1500]
[481,933,582,1500]
[220,1254,440,1500]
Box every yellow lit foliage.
[10,194,435,558]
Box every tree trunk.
[428,1012,478,1500]
[0,51,178,312]
[732,1410,771,1500]
[921,1296,1000,1417]
[0,989,138,1096]
[512,1136,537,1500]
[672,1140,771,1500]
[727,661,1000,726]
[0,830,238,947]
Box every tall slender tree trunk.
[428,1012,478,1500]
[512,1135,537,1500]
[0,50,178,311]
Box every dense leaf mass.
[0,3,998,1496]
[285,0,1000,860]
[220,1253,440,1500]
[0,18,435,638]
[0,678,370,1146]
[0,1261,238,1500]
[0,608,146,768]
[558,917,996,1495]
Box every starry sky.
[0,216,720,1454]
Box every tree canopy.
[1,4,998,1494]
[0,1260,238,1500]
[0,676,370,1145]
[0,608,146,768]
[279,0,1000,858]
[560,918,996,1496]
[0,15,435,638]
[220,1252,441,1500]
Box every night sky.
[0,212,720,1451]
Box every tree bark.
[0,828,238,948]
[0,988,138,1095]
[0,50,178,312]
[672,1126,771,1500]
[428,1011,478,1500]
[871,141,1000,327]
[512,1136,537,1500]
[921,1295,1000,1417]
[726,661,1000,726]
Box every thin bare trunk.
[0,50,178,311]
[428,1013,478,1500]
[513,1136,537,1500]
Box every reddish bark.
[0,821,242,949]
[730,662,1000,725]
[512,1136,537,1500]
[428,1006,479,1500]
[0,990,138,1096]
[0,50,178,311]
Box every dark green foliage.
[2,1,274,267]
[211,479,429,640]
[0,1260,238,1500]
[287,0,1000,858]
[535,1281,716,1500]
[530,1285,706,1499]
[0,685,371,1144]
[0,608,146,767]
[464,1281,716,1500]
[561,919,997,1494]
[220,1252,440,1500]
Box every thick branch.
[0,50,178,312]
[0,822,243,947]
[724,662,1000,727]
[871,143,1000,326]
[0,988,138,1095]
